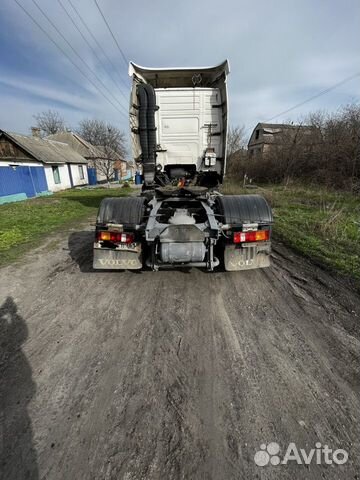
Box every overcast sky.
[0,0,359,146]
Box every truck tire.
[216,194,273,225]
[97,197,146,227]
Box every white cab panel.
[155,88,223,172]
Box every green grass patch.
[222,180,360,280]
[0,187,131,266]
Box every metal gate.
[87,167,97,185]
[0,166,49,203]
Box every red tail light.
[97,231,134,244]
[233,230,270,244]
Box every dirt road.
[0,224,359,480]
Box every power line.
[265,72,360,122]
[243,71,360,140]
[93,0,129,69]
[57,0,128,104]
[66,0,130,92]
[13,0,127,119]
[30,0,128,116]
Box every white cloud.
[0,73,95,111]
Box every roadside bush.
[229,103,360,191]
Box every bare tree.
[33,110,65,136]
[227,125,247,157]
[94,147,120,185]
[226,125,247,178]
[78,119,126,155]
[78,119,127,184]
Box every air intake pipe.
[136,83,158,185]
[144,84,157,184]
[137,84,149,174]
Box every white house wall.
[44,164,71,192]
[70,164,88,186]
[96,168,108,182]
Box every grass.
[222,180,360,281]
[0,186,131,265]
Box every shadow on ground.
[0,297,38,480]
[68,231,95,273]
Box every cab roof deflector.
[128,60,230,88]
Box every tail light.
[233,229,270,244]
[97,231,135,244]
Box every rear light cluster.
[233,229,270,244]
[97,231,134,244]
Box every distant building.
[47,131,125,183]
[124,161,136,180]
[94,146,122,182]
[47,130,101,160]
[248,123,315,157]
[47,131,104,184]
[0,129,88,203]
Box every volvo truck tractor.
[93,60,273,271]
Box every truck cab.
[129,60,229,188]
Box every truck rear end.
[93,60,273,271]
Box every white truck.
[93,60,273,271]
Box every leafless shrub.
[242,103,360,191]
[226,125,248,178]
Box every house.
[94,146,122,182]
[46,130,135,185]
[248,123,315,157]
[0,129,88,203]
[47,131,109,184]
[124,161,136,180]
[95,146,136,182]
[105,153,135,182]
[113,159,134,181]
[47,131,134,183]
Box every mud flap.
[93,247,142,270]
[224,243,271,271]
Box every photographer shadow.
[0,297,38,480]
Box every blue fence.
[86,167,133,185]
[0,166,50,204]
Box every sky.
[0,0,359,147]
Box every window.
[52,165,61,184]
[255,129,260,140]
[78,165,84,179]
